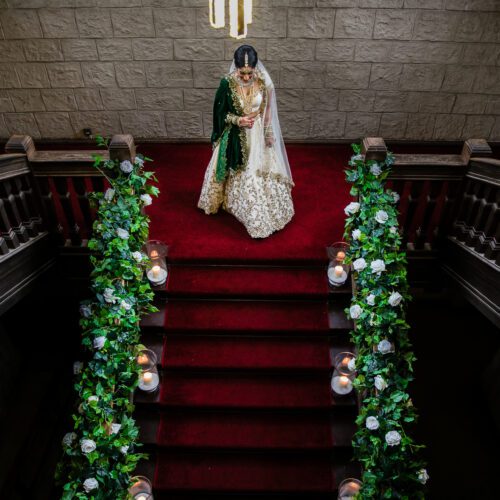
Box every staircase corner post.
[5,135,36,159]
[362,137,387,162]
[109,134,136,163]
[461,138,492,165]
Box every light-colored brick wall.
[0,0,499,141]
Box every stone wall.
[0,0,499,141]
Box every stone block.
[315,1,351,6]
[276,89,304,111]
[174,40,224,60]
[74,89,104,110]
[345,112,381,139]
[369,64,403,90]
[0,92,14,112]
[462,43,500,65]
[183,88,215,112]
[111,8,155,37]
[0,9,42,39]
[146,61,193,88]
[154,8,197,38]
[4,112,41,138]
[266,39,316,61]
[61,39,98,61]
[338,90,376,111]
[135,88,184,110]
[288,8,335,38]
[310,111,346,138]
[23,40,63,62]
[224,39,267,61]
[359,0,403,6]
[70,111,121,137]
[334,9,375,39]
[100,89,136,110]
[76,9,113,38]
[97,39,133,61]
[120,110,167,138]
[374,91,420,112]
[416,92,456,113]
[166,111,203,137]
[400,64,446,91]
[405,113,436,140]
[9,90,45,112]
[489,116,500,141]
[379,112,407,139]
[192,62,229,88]
[325,63,371,89]
[41,89,78,111]
[39,9,77,38]
[132,39,174,60]
[303,89,339,111]
[0,41,26,62]
[35,112,73,138]
[404,0,443,7]
[454,12,484,42]
[413,11,458,41]
[433,113,466,140]
[82,62,117,87]
[473,66,500,94]
[0,69,21,89]
[202,111,213,137]
[485,96,500,115]
[462,114,495,138]
[315,40,355,62]
[116,62,147,87]
[15,63,49,88]
[244,8,288,38]
[0,115,9,139]
[481,13,500,43]
[280,111,311,139]
[441,65,476,92]
[98,0,142,5]
[281,62,324,89]
[373,9,416,40]
[453,94,486,114]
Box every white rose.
[134,156,144,167]
[388,291,403,307]
[366,294,375,306]
[370,163,381,176]
[83,478,99,493]
[140,193,152,206]
[385,430,402,446]
[73,361,83,375]
[62,432,77,447]
[374,375,388,391]
[93,336,106,350]
[366,416,380,430]
[120,160,134,173]
[377,339,393,354]
[352,229,361,240]
[111,423,121,434]
[132,251,143,262]
[375,210,389,224]
[390,226,398,234]
[116,228,129,239]
[351,153,363,162]
[344,202,360,216]
[87,395,98,403]
[79,304,92,318]
[353,258,367,272]
[349,304,363,319]
[347,357,356,372]
[371,259,386,274]
[417,469,429,484]
[392,192,400,203]
[120,445,129,455]
[80,438,96,454]
[103,288,116,303]
[120,300,132,311]
[104,188,115,201]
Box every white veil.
[229,59,293,185]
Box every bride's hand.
[239,116,254,128]
[265,136,275,147]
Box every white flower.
[417,468,429,484]
[62,432,77,447]
[366,294,375,306]
[392,191,400,203]
[140,193,152,206]
[87,395,98,403]
[120,300,132,311]
[73,361,83,375]
[390,226,398,234]
[349,304,363,319]
[134,156,144,167]
[83,478,99,493]
[374,375,388,391]
[344,202,360,216]
[388,291,403,307]
[353,258,367,272]
[120,445,129,455]
[103,288,116,303]
[104,188,115,202]
[79,304,91,318]
[371,259,386,274]
[116,228,129,239]
[347,357,356,372]
[80,438,97,454]
[93,336,106,350]
[120,160,134,173]
[375,210,389,224]
[351,153,364,162]
[378,339,393,354]
[385,430,402,446]
[352,229,361,240]
[132,251,143,262]
[366,416,380,430]
[111,423,121,434]
[370,163,381,176]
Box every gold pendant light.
[209,0,253,39]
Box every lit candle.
[336,251,346,261]
[137,354,149,365]
[334,265,343,277]
[339,375,350,388]
[341,356,350,368]
[152,265,161,279]
[150,250,158,259]
[135,496,148,500]
[331,374,353,395]
[142,372,153,385]
[339,479,362,499]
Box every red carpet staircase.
[135,259,358,498]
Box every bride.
[197,45,294,239]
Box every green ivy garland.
[343,143,429,499]
[55,136,159,499]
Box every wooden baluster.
[72,176,93,241]
[18,174,43,234]
[395,181,412,247]
[9,175,38,238]
[53,177,81,247]
[405,180,426,251]
[0,197,19,251]
[0,179,29,244]
[419,180,445,250]
[36,176,64,246]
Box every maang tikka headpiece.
[244,52,249,68]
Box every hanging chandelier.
[209,0,253,39]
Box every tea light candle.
[152,265,160,278]
[137,353,149,365]
[338,478,362,499]
[336,251,346,262]
[147,265,168,285]
[341,356,351,369]
[138,371,159,392]
[129,475,153,499]
[328,266,348,287]
[150,250,159,259]
[331,374,353,395]
[143,372,153,384]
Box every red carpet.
[142,143,352,263]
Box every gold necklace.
[238,83,255,115]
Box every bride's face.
[237,67,255,82]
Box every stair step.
[154,451,337,493]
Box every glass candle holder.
[129,476,153,500]
[334,352,356,376]
[338,478,362,499]
[136,348,157,371]
[137,349,159,393]
[327,261,349,287]
[327,241,349,264]
[331,369,354,396]
[144,240,168,286]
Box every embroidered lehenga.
[197,64,294,239]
